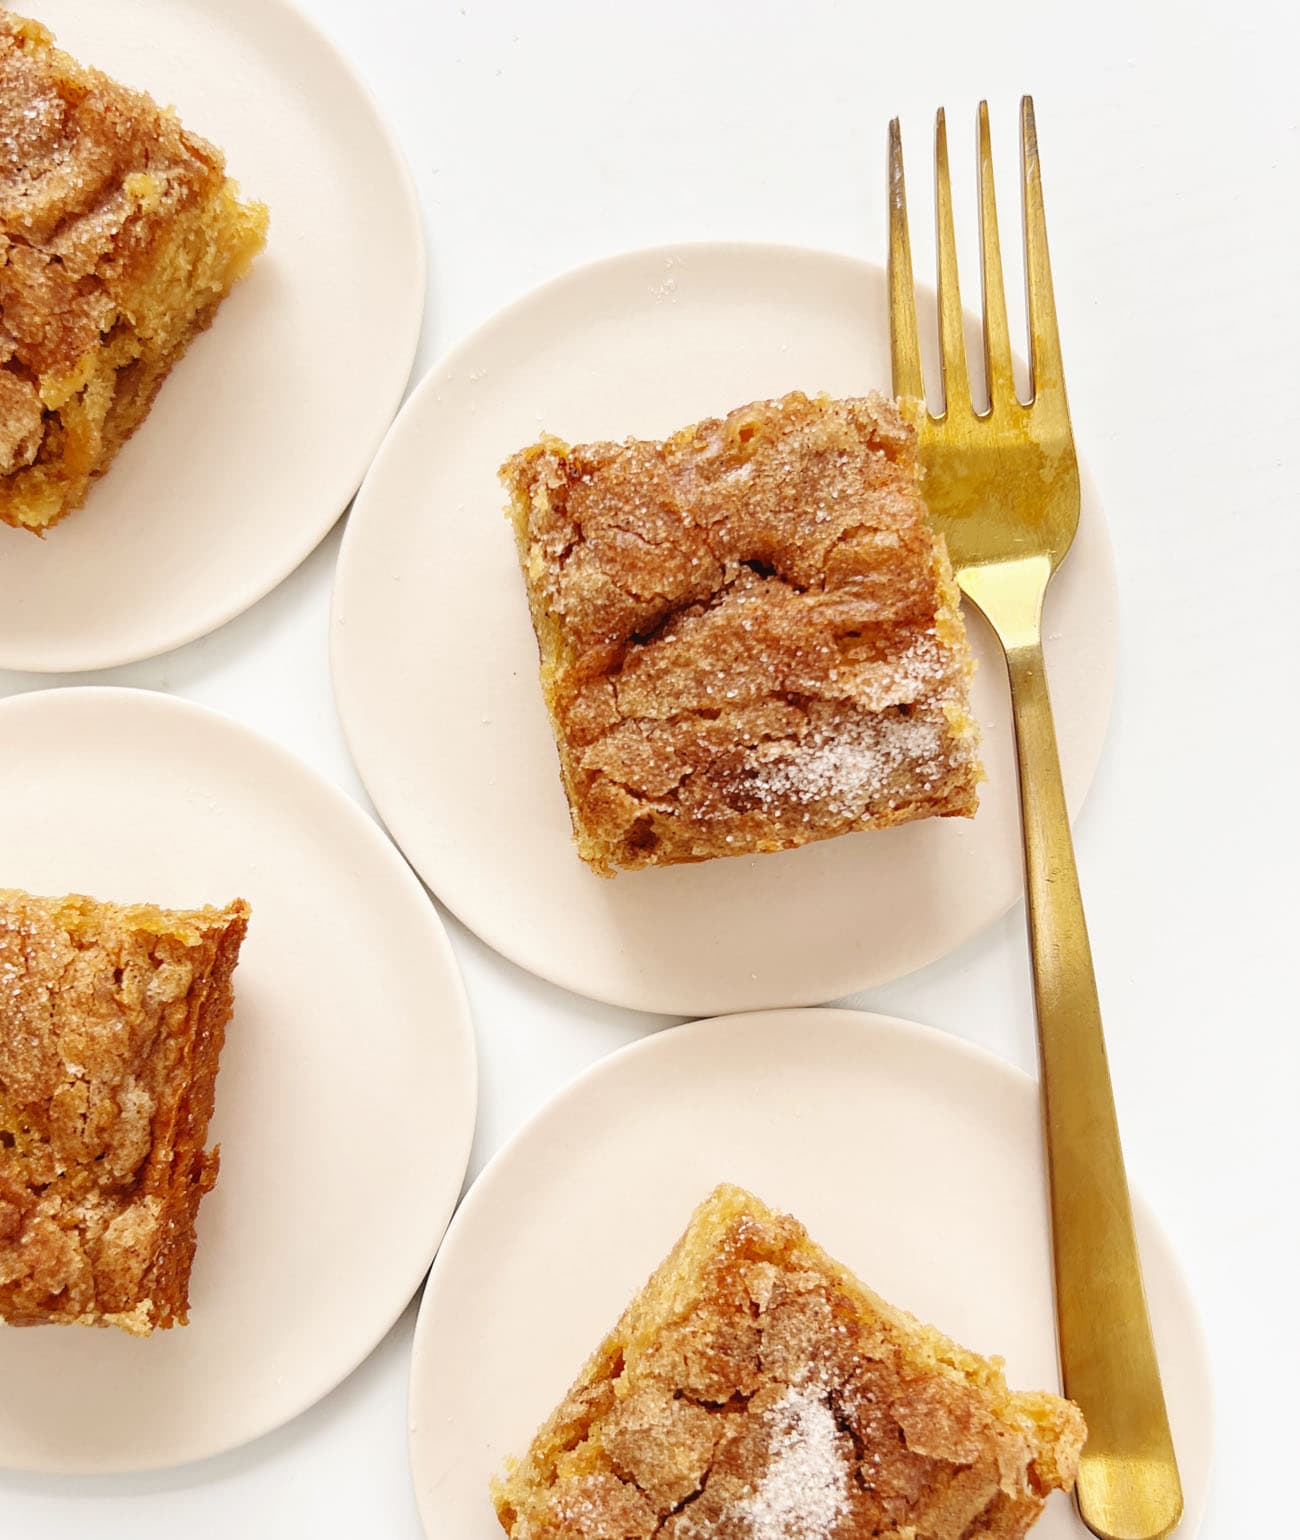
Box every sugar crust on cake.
[0,889,249,1333]
[502,392,982,876]
[493,1184,1085,1540]
[0,13,267,533]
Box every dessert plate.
[0,0,424,672]
[0,687,476,1473]
[409,1009,1212,1540]
[332,242,1117,1016]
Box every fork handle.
[1005,639,1183,1540]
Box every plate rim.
[407,1005,1213,1538]
[1,0,427,675]
[330,238,1117,1016]
[0,683,479,1474]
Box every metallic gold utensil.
[887,99,1183,1540]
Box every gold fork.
[888,100,1182,1540]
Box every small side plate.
[0,687,476,1473]
[332,242,1117,1015]
[0,0,425,671]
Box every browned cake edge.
[0,891,250,1333]
[492,1184,1084,1537]
[503,433,591,847]
[132,897,249,1330]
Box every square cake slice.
[0,13,268,533]
[502,392,981,876]
[493,1185,1085,1540]
[0,889,250,1333]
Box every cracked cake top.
[503,392,981,873]
[0,889,249,1331]
[493,1185,1085,1540]
[0,14,227,424]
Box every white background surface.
[2,0,1296,1534]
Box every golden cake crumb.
[502,392,982,876]
[493,1185,1084,1539]
[0,888,250,1333]
[0,12,268,533]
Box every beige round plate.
[0,688,476,1473]
[409,1009,1212,1540]
[0,0,424,673]
[332,243,1117,1017]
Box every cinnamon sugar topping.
[0,13,267,532]
[0,889,249,1333]
[492,1185,1086,1540]
[734,1386,849,1540]
[502,392,982,874]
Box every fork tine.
[1021,95,1065,404]
[934,108,970,418]
[977,101,1016,411]
[887,118,924,403]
